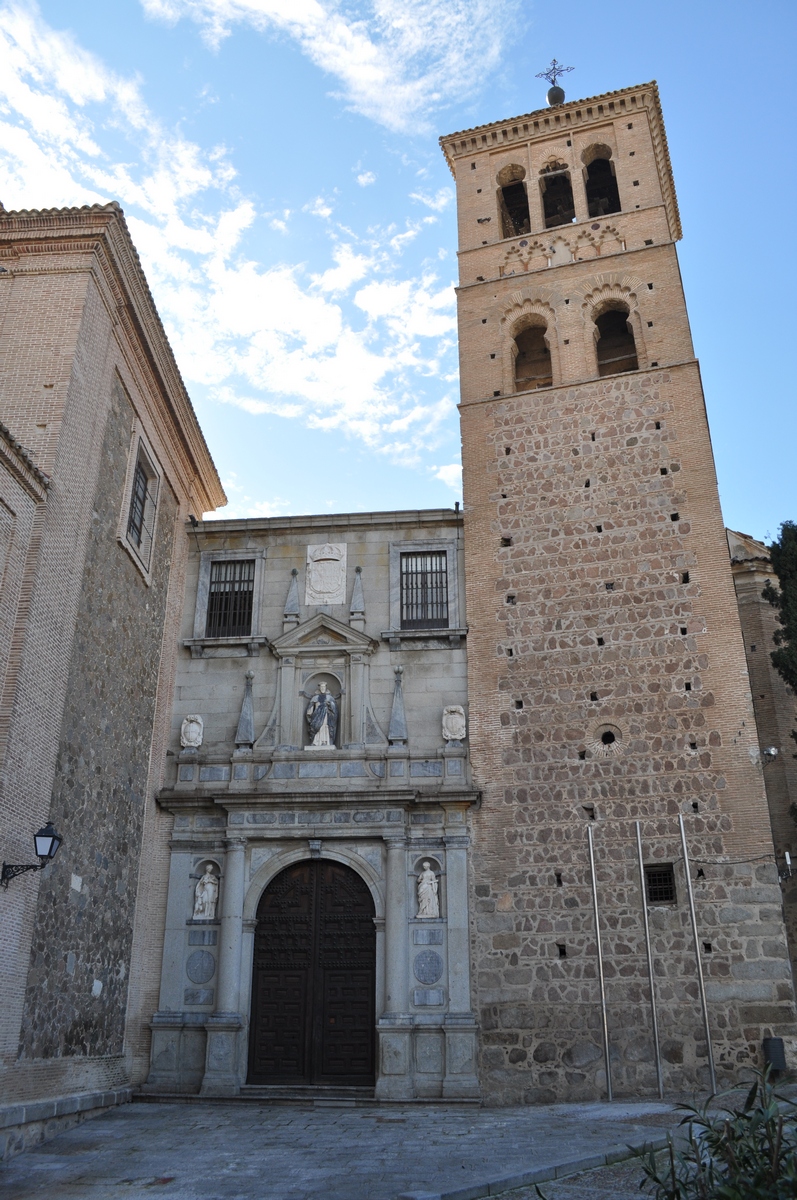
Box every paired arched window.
[595,306,638,376]
[497,165,531,238]
[539,161,575,229]
[514,324,552,390]
[583,145,621,218]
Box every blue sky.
[0,0,794,539]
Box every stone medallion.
[413,949,443,985]
[186,950,216,984]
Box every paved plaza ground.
[0,1097,678,1200]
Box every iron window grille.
[205,559,256,638]
[126,445,159,570]
[400,551,449,629]
[644,864,677,905]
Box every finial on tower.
[535,59,574,106]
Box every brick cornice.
[0,204,225,514]
[439,81,681,243]
[0,420,49,502]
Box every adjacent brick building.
[0,204,224,1156]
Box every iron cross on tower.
[535,58,574,105]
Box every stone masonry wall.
[461,363,796,1103]
[18,377,177,1059]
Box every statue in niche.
[193,863,219,920]
[442,705,466,744]
[306,681,338,748]
[180,714,203,750]
[417,861,439,919]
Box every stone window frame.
[186,547,268,657]
[117,421,161,586]
[385,540,463,643]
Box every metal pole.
[635,821,664,1099]
[587,824,612,1101]
[678,814,717,1094]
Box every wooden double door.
[247,860,376,1085]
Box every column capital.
[224,836,247,850]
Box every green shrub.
[638,1068,797,1199]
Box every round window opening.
[591,724,623,757]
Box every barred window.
[400,551,449,629]
[205,560,256,638]
[644,864,676,905]
[125,442,159,571]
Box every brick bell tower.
[441,79,797,1103]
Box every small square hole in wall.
[644,239,653,245]
[680,627,687,635]
[605,581,614,591]
[689,741,697,750]
[490,353,496,359]
[661,467,668,475]
[703,942,713,954]
[555,871,563,886]
[471,162,476,169]
[501,536,512,547]
[564,298,570,305]
[482,240,487,245]
[591,432,596,441]
[566,139,572,146]
[505,446,511,455]
[501,492,507,498]
[506,594,516,605]
[477,275,485,281]
[482,318,487,324]
[670,512,680,521]
[685,682,692,691]
[590,691,599,701]
[648,321,654,328]
[583,805,596,820]
[557,943,567,959]
[564,338,569,345]
[514,699,524,710]
[493,390,501,396]
[696,866,705,877]
[647,283,654,290]
[750,644,756,651]
[651,361,659,367]
[584,479,590,488]
[629,150,635,156]
[655,421,661,429]
[506,647,514,657]
[633,180,640,186]
[597,636,604,646]
[682,571,690,584]
[578,750,586,760]
[627,122,633,129]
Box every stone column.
[201,836,246,1096]
[442,819,480,1099]
[376,834,413,1100]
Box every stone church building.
[2,80,796,1151]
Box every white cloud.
[410,187,453,212]
[356,170,376,186]
[433,463,462,491]
[0,1,459,464]
[304,195,333,219]
[140,0,515,133]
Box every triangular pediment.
[271,612,377,657]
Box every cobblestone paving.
[0,1099,676,1200]
[510,1154,658,1199]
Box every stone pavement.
[0,1097,678,1200]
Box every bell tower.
[441,81,797,1102]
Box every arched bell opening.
[539,164,575,229]
[514,323,552,390]
[595,305,639,377]
[247,859,376,1086]
[583,145,621,218]
[496,164,531,238]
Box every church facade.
[2,79,797,1151]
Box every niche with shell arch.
[301,669,344,748]
[582,143,621,218]
[496,164,531,239]
[411,855,445,921]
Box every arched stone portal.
[247,859,376,1086]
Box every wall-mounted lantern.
[1,823,63,889]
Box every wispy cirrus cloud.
[140,0,516,133]
[0,0,457,469]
